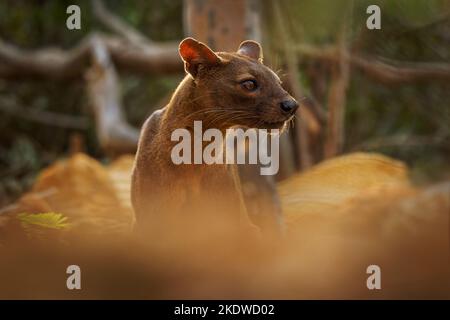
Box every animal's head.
[179,37,299,130]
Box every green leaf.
[17,212,70,230]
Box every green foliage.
[17,212,70,230]
[17,212,70,240]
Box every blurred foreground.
[0,152,449,299]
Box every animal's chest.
[180,165,239,214]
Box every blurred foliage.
[265,0,450,182]
[0,0,449,207]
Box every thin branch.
[351,55,450,84]
[0,37,92,80]
[92,0,152,47]
[0,34,182,80]
[353,134,446,151]
[0,97,89,129]
[273,1,317,170]
[296,44,450,84]
[105,35,181,74]
[324,22,351,158]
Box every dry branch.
[93,0,151,46]
[0,97,89,130]
[105,36,181,74]
[86,36,140,153]
[324,25,351,158]
[1,35,448,84]
[351,56,450,84]
[353,134,446,150]
[0,34,182,80]
[0,37,92,80]
[296,44,450,84]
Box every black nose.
[280,99,299,113]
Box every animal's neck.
[164,76,228,132]
[164,76,199,130]
[156,76,226,165]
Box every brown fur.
[131,38,298,234]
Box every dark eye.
[241,79,258,92]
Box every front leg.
[237,162,284,237]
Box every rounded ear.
[237,40,263,62]
[179,37,221,77]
